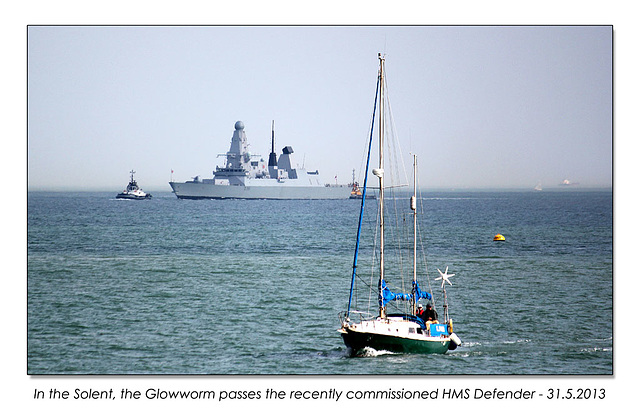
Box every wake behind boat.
[169,121,351,200]
[338,54,461,356]
[116,170,152,200]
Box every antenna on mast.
[268,120,278,178]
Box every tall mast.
[411,154,417,315]
[268,120,277,165]
[378,53,386,319]
[268,120,278,178]
[271,120,275,154]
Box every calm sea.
[27,190,612,375]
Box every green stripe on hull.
[342,329,449,355]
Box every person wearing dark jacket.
[421,303,438,323]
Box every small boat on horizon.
[116,170,152,200]
[348,169,376,200]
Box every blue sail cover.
[379,279,411,307]
[414,282,432,302]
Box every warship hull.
[169,180,351,200]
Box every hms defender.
[169,121,351,199]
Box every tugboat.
[116,170,152,200]
[349,169,376,200]
[349,169,363,199]
[349,182,363,199]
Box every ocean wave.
[357,347,398,357]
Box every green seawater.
[27,191,612,374]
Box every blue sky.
[28,26,612,191]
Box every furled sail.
[379,279,411,307]
[414,282,432,302]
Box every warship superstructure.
[169,121,351,199]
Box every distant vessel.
[169,121,351,200]
[349,182,363,199]
[534,182,542,191]
[349,169,376,200]
[349,169,365,199]
[116,170,152,200]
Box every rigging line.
[411,151,435,303]
[417,201,434,300]
[353,271,376,316]
[417,220,436,303]
[368,203,380,312]
[356,272,378,316]
[356,272,373,287]
[357,118,373,186]
[392,190,408,298]
[353,167,379,314]
[418,179,425,216]
[382,73,414,314]
[413,168,432,298]
[382,160,410,314]
[382,72,410,189]
[347,72,380,317]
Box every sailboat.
[338,54,462,356]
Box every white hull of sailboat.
[339,316,455,355]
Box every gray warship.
[169,121,351,200]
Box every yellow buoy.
[493,234,505,241]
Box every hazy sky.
[27,25,612,191]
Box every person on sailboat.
[421,303,438,323]
[416,304,425,317]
